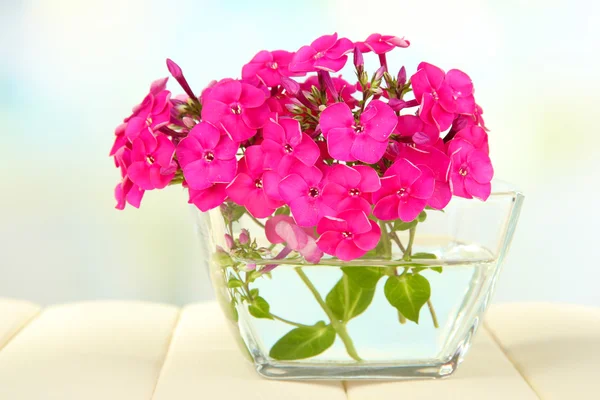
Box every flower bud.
[166,58,183,79]
[224,234,234,250]
[397,66,407,88]
[182,117,196,128]
[353,47,364,71]
[374,65,387,82]
[280,76,300,96]
[239,229,250,245]
[165,58,196,99]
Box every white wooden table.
[0,299,598,399]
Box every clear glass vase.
[193,181,523,380]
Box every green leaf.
[227,277,244,288]
[269,321,336,360]
[384,274,431,323]
[341,266,383,288]
[393,219,417,231]
[248,296,273,320]
[417,211,427,222]
[326,274,376,322]
[431,266,443,273]
[249,288,259,298]
[229,205,246,222]
[274,206,290,216]
[412,252,437,260]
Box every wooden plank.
[345,329,539,400]
[152,302,347,400]
[0,301,180,400]
[0,298,40,351]
[485,303,600,400]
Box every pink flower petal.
[279,174,309,202]
[353,220,381,251]
[246,190,275,218]
[265,215,294,244]
[239,83,267,108]
[191,122,220,150]
[464,177,491,201]
[241,103,269,130]
[373,194,400,221]
[410,165,435,199]
[189,184,227,212]
[319,102,354,134]
[289,197,320,227]
[351,135,388,164]
[327,127,356,161]
[262,170,284,202]
[311,33,338,52]
[418,62,445,90]
[427,181,452,210]
[326,37,353,59]
[398,197,428,222]
[354,165,381,192]
[335,240,366,261]
[467,150,494,183]
[275,220,309,250]
[293,133,320,166]
[207,80,241,103]
[226,173,254,204]
[314,56,347,73]
[317,215,348,235]
[385,158,422,186]
[338,209,371,234]
[327,164,361,189]
[317,231,343,255]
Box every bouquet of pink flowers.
[110,32,492,264]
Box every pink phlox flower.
[109,123,128,156]
[242,50,300,87]
[261,116,320,174]
[124,77,172,146]
[278,163,335,227]
[226,146,284,218]
[445,69,475,114]
[265,215,323,263]
[411,62,456,131]
[355,34,410,54]
[187,182,228,212]
[447,139,493,200]
[176,121,239,190]
[452,125,489,154]
[290,33,353,73]
[322,164,380,215]
[395,115,440,145]
[372,158,435,222]
[202,80,270,142]
[396,142,452,210]
[301,75,358,107]
[127,134,176,190]
[319,99,397,163]
[316,210,381,261]
[113,146,144,209]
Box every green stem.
[398,310,407,324]
[295,268,362,361]
[387,226,407,254]
[427,299,440,329]
[269,313,312,328]
[378,221,392,260]
[404,226,416,261]
[247,214,265,229]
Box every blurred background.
[0,0,598,306]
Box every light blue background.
[0,0,598,306]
